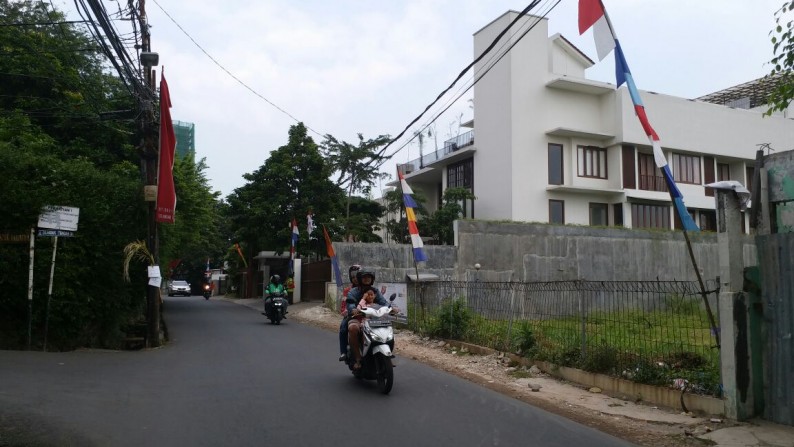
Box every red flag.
[156,69,176,223]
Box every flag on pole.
[289,218,298,273]
[578,0,698,231]
[307,209,315,237]
[234,243,247,268]
[398,171,428,262]
[205,257,210,272]
[322,225,343,288]
[155,68,177,223]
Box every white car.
[167,280,191,296]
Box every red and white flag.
[155,68,176,223]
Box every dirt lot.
[292,304,724,447]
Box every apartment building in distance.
[397,11,794,233]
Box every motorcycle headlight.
[371,332,387,343]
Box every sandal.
[352,361,362,370]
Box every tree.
[345,197,385,243]
[227,124,344,255]
[425,187,477,245]
[321,133,391,220]
[767,1,794,114]
[382,188,429,245]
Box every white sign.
[38,206,80,232]
[378,282,408,324]
[148,265,161,287]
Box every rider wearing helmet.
[338,265,361,361]
[263,274,287,317]
[346,269,389,369]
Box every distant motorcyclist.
[263,275,287,317]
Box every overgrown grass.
[413,298,721,396]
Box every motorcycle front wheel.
[375,353,394,395]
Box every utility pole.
[137,0,161,347]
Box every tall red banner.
[156,69,176,223]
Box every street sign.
[37,229,74,238]
[37,206,80,232]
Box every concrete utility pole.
[137,0,161,347]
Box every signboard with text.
[37,206,80,232]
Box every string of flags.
[578,0,698,231]
[398,171,428,262]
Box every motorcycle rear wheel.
[375,353,394,395]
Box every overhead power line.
[379,0,562,165]
[150,0,325,138]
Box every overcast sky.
[59,0,784,198]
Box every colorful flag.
[307,209,315,237]
[322,225,343,288]
[234,243,248,268]
[155,68,177,223]
[289,218,298,273]
[398,171,428,262]
[578,0,698,231]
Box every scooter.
[263,291,288,324]
[202,283,211,300]
[345,294,397,394]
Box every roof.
[696,74,784,109]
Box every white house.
[397,11,794,233]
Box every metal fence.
[403,279,722,394]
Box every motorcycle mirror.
[389,293,397,301]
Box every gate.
[755,149,794,426]
[301,259,331,302]
[757,233,794,426]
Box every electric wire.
[149,0,326,138]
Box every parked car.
[167,280,192,297]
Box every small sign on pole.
[37,206,79,232]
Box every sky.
[56,0,785,199]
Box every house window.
[549,200,565,224]
[548,144,563,185]
[631,203,670,229]
[746,166,755,194]
[717,163,730,181]
[613,204,624,227]
[672,153,701,184]
[447,158,473,189]
[699,210,717,232]
[589,203,608,226]
[447,158,474,218]
[577,146,607,179]
[637,153,666,192]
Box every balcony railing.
[638,174,668,192]
[398,130,474,174]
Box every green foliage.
[579,344,620,374]
[427,298,474,340]
[511,321,537,355]
[321,133,390,220]
[343,196,384,243]
[425,187,476,245]
[382,188,429,244]
[767,2,794,115]
[227,123,344,255]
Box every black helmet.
[348,264,361,283]
[271,274,280,283]
[356,269,375,286]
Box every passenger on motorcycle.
[338,265,361,361]
[263,274,287,317]
[346,270,391,369]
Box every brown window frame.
[548,144,563,185]
[589,202,609,226]
[631,203,671,229]
[549,200,565,224]
[672,153,702,185]
[717,162,731,182]
[577,145,608,179]
[637,152,667,192]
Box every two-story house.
[396,11,794,233]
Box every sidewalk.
[221,296,794,447]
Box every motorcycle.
[202,283,211,300]
[263,291,288,324]
[345,294,397,394]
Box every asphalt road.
[0,296,633,447]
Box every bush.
[580,344,620,374]
[512,321,537,356]
[427,298,473,340]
